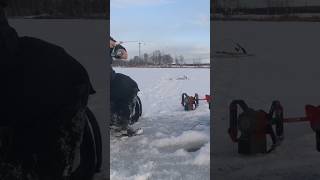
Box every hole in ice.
[150,131,209,153]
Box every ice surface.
[150,130,209,152]
[212,21,320,180]
[111,68,210,180]
[193,143,210,166]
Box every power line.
[119,40,145,58]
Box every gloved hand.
[110,37,128,60]
[112,44,128,60]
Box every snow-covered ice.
[111,68,210,180]
[212,21,320,180]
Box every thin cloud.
[111,0,176,8]
[190,14,210,27]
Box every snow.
[212,21,320,179]
[193,143,210,166]
[150,130,209,152]
[111,68,210,180]
[213,12,320,22]
[217,0,320,8]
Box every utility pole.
[138,41,142,59]
[119,40,145,59]
[137,41,146,59]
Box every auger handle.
[269,100,284,138]
[283,117,309,123]
[316,131,320,152]
[228,100,249,142]
[181,93,188,106]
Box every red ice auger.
[228,100,283,154]
[228,100,320,155]
[270,104,320,152]
[181,93,212,111]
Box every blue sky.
[111,0,210,63]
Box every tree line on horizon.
[214,0,320,15]
[113,50,187,67]
[5,0,107,18]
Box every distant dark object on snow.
[214,41,254,58]
[176,75,189,80]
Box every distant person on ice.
[0,1,100,179]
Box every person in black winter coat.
[109,37,141,136]
[0,1,100,179]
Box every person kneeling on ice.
[109,37,143,137]
[1,1,102,179]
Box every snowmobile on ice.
[110,38,143,137]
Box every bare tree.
[6,0,107,18]
[178,55,185,65]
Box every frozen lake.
[111,68,210,180]
[212,21,320,179]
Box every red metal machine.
[181,93,212,111]
[228,100,320,154]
